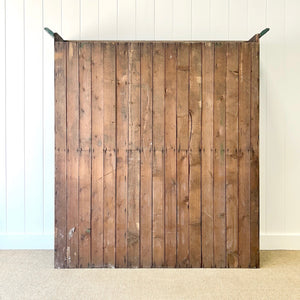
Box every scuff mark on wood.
[68,227,76,239]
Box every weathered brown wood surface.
[66,42,79,268]
[54,41,67,268]
[78,42,92,268]
[225,43,239,268]
[201,42,214,268]
[116,43,128,268]
[152,43,165,267]
[55,40,259,268]
[91,43,104,267]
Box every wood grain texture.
[55,41,259,269]
[66,42,79,268]
[238,42,251,268]
[55,42,67,268]
[176,43,190,267]
[116,42,129,268]
[78,42,92,268]
[189,43,202,268]
[164,43,177,267]
[201,42,214,268]
[140,43,153,267]
[225,43,239,268]
[213,42,227,268]
[91,42,104,267]
[152,43,165,267]
[103,43,116,267]
[250,42,259,268]
[127,42,140,267]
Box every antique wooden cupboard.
[52,29,266,268]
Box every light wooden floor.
[0,250,299,299]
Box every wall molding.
[0,233,54,250]
[0,233,299,250]
[260,233,300,250]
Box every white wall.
[0,0,299,250]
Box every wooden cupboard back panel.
[55,41,259,268]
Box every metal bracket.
[44,27,64,42]
[248,28,270,42]
[259,28,270,38]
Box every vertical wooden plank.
[140,43,153,267]
[43,0,61,235]
[136,0,155,40]
[116,42,129,268]
[0,0,6,232]
[164,43,177,267]
[78,42,92,268]
[248,0,267,34]
[61,0,80,40]
[66,42,79,268]
[127,42,141,267]
[265,1,285,235]
[54,41,67,268]
[225,43,239,268]
[24,0,44,234]
[6,0,25,233]
[118,0,136,40]
[173,0,192,40]
[99,0,118,40]
[91,43,104,267]
[81,0,99,39]
[176,43,190,267]
[228,0,248,39]
[44,0,61,34]
[201,42,214,268]
[284,0,300,240]
[152,43,165,267]
[248,0,266,236]
[250,41,259,268]
[103,43,116,267]
[191,0,210,40]
[155,0,173,40]
[213,42,227,268]
[189,43,202,267]
[210,0,229,40]
[238,42,251,268]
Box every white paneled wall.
[0,0,299,249]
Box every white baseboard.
[0,233,54,249]
[260,233,300,250]
[0,233,299,250]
